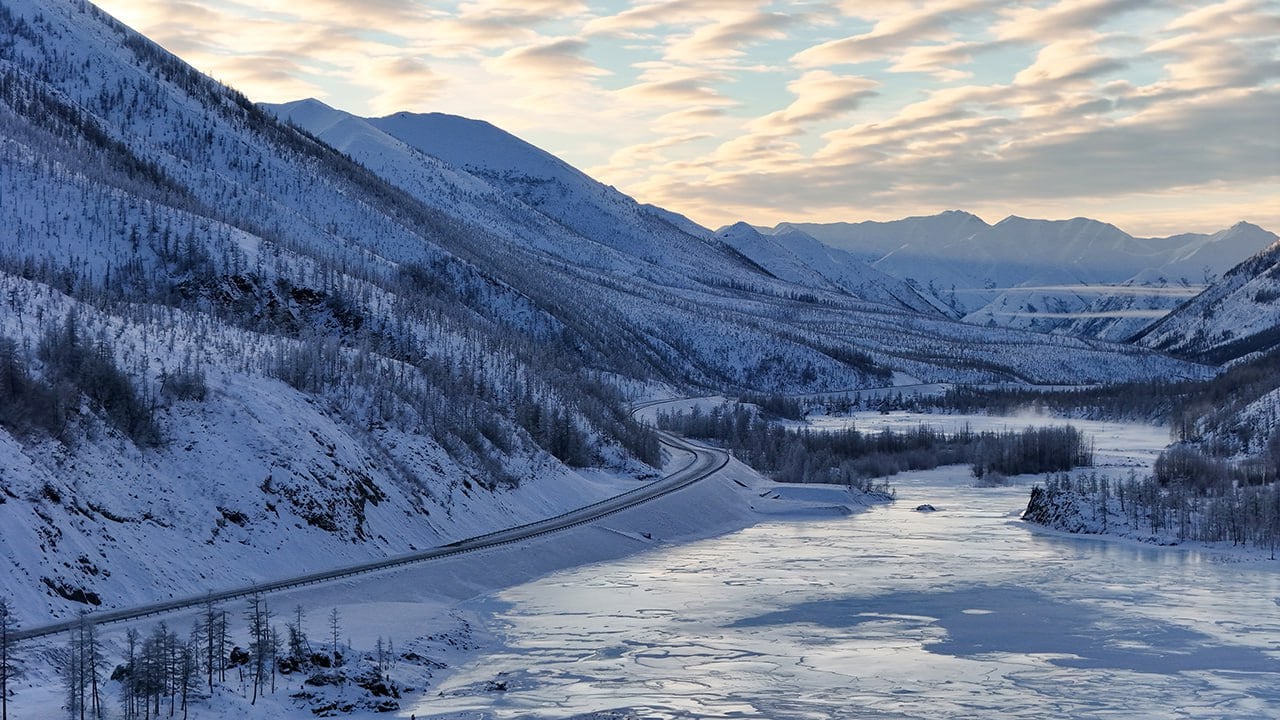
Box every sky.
[93,0,1279,237]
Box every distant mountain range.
[746,214,1277,342]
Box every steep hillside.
[0,0,663,621]
[273,99,1203,388]
[367,109,752,274]
[1060,270,1202,343]
[1136,240,1280,363]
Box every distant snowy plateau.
[0,0,1277,641]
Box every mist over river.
[419,415,1280,719]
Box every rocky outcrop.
[1022,485,1088,533]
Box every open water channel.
[419,415,1280,719]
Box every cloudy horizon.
[94,0,1279,237]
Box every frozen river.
[420,416,1280,719]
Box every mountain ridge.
[751,212,1276,335]
[1135,239,1280,363]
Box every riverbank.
[416,446,1280,718]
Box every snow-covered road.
[12,410,728,643]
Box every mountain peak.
[719,221,760,234]
[939,209,984,221]
[280,97,332,112]
[1227,220,1269,234]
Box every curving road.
[13,401,729,643]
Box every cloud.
[209,55,327,101]
[651,106,730,132]
[889,40,1005,80]
[459,0,586,23]
[1164,0,1280,36]
[994,0,1153,42]
[1013,36,1128,86]
[778,88,1270,210]
[91,0,1277,239]
[604,133,715,167]
[750,71,880,133]
[583,0,749,36]
[794,0,996,67]
[453,0,588,43]
[617,66,736,106]
[664,11,798,62]
[1144,0,1280,91]
[367,57,445,114]
[488,37,610,83]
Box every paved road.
[13,401,729,642]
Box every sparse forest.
[922,347,1280,453]
[1026,471,1280,558]
[26,597,414,719]
[657,402,1094,488]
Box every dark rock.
[1022,485,1087,533]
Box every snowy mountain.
[1135,239,1280,363]
[759,215,1277,337]
[775,210,991,265]
[716,222,944,314]
[1059,269,1203,343]
[269,98,1201,388]
[365,109,751,273]
[0,0,1211,623]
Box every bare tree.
[120,629,139,720]
[328,607,341,670]
[0,597,18,720]
[85,620,103,720]
[201,598,217,691]
[64,629,83,720]
[178,633,198,720]
[286,605,309,668]
[244,595,268,705]
[268,625,282,695]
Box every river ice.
[418,414,1280,719]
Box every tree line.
[1026,470,1280,558]
[919,348,1280,453]
[657,402,1093,489]
[0,592,401,719]
[0,313,160,446]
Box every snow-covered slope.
[366,109,750,273]
[0,272,626,624]
[1136,240,1280,363]
[272,98,1204,388]
[717,223,944,314]
[775,210,990,264]
[716,223,844,290]
[1060,269,1203,342]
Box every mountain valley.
[0,6,1277,719]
